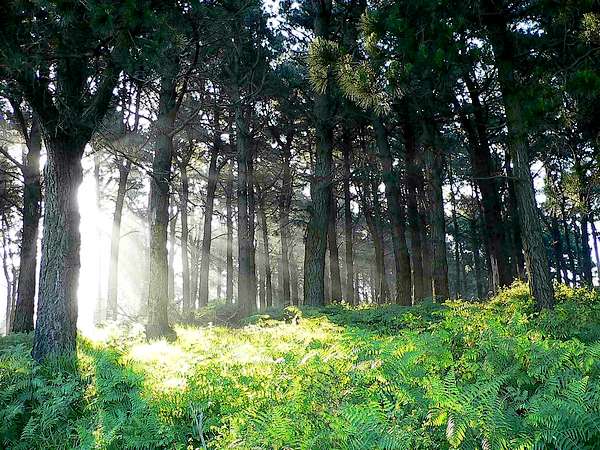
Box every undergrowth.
[1,282,600,449]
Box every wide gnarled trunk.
[32,142,83,361]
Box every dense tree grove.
[0,0,599,363]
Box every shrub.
[1,282,600,449]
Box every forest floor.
[1,283,600,449]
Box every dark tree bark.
[216,259,223,300]
[257,188,273,308]
[448,165,463,298]
[341,127,355,304]
[558,193,576,285]
[372,116,412,305]
[417,160,433,300]
[290,249,300,306]
[107,88,139,320]
[550,214,566,283]
[327,190,343,302]
[190,232,200,307]
[235,100,257,316]
[198,112,222,308]
[358,175,389,304]
[32,142,84,360]
[470,217,485,299]
[427,147,450,300]
[106,158,131,320]
[574,156,593,285]
[457,79,512,291]
[591,218,600,283]
[93,154,104,324]
[225,162,234,305]
[304,0,333,307]
[11,113,42,333]
[403,119,425,302]
[257,249,266,310]
[179,152,192,314]
[167,206,177,306]
[504,153,526,279]
[147,68,178,340]
[278,167,291,306]
[482,3,554,309]
[248,152,257,307]
[2,225,15,335]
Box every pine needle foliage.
[2,283,600,449]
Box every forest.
[1,0,600,448]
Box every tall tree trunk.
[341,127,355,304]
[574,156,593,285]
[106,89,139,321]
[248,148,257,309]
[304,0,333,307]
[359,179,389,304]
[190,232,200,307]
[370,178,389,303]
[278,132,293,306]
[167,207,177,306]
[198,144,220,308]
[550,214,566,283]
[106,159,130,320]
[257,249,266,310]
[147,69,177,339]
[417,165,433,300]
[257,189,273,308]
[93,154,104,324]
[428,146,450,300]
[327,191,343,302]
[403,119,424,302]
[225,162,234,305]
[590,218,600,284]
[483,5,554,308]
[504,153,526,278]
[470,217,485,299]
[216,259,223,300]
[458,80,512,291]
[574,218,583,282]
[560,198,576,285]
[180,157,191,314]
[278,198,291,307]
[11,117,42,333]
[372,116,412,305]
[290,249,300,306]
[448,165,462,299]
[32,142,84,361]
[235,99,256,316]
[2,226,14,335]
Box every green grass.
[2,282,600,449]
